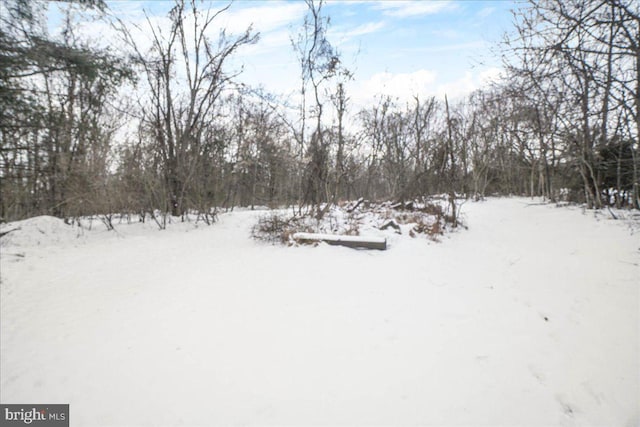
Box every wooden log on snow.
[292,232,387,250]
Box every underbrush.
[252,198,461,246]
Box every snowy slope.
[1,198,638,426]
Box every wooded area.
[1,0,639,225]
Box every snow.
[1,198,638,426]
[0,216,84,248]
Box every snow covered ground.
[1,198,638,426]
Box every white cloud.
[479,67,503,84]
[398,40,488,54]
[83,1,305,56]
[348,66,504,109]
[239,28,292,56]
[219,2,306,35]
[351,69,437,107]
[331,21,386,41]
[477,7,496,19]
[213,2,309,58]
[373,1,456,18]
[436,67,503,99]
[436,72,476,99]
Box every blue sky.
[50,0,521,106]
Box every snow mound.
[0,216,83,248]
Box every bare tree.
[503,0,639,208]
[120,0,257,218]
[293,0,347,217]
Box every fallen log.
[391,201,414,211]
[346,197,364,213]
[380,220,401,234]
[292,232,387,250]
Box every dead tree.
[120,0,257,217]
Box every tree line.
[1,0,638,226]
